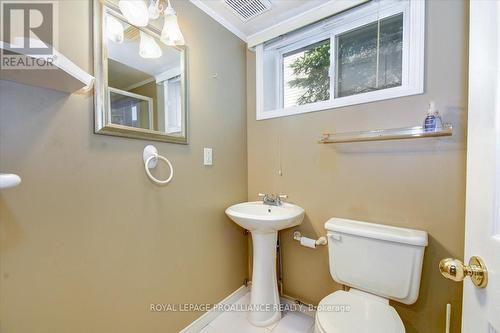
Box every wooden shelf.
[0,39,94,94]
[319,124,453,144]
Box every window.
[283,39,331,108]
[256,0,424,120]
[336,13,403,98]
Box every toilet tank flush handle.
[327,233,342,241]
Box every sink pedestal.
[225,201,304,327]
[248,231,281,327]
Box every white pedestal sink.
[225,201,305,327]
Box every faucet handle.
[258,193,267,198]
[277,194,288,204]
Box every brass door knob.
[439,256,488,288]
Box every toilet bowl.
[314,290,404,333]
[315,218,428,333]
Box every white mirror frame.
[93,0,189,144]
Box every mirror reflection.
[106,14,183,135]
[94,4,187,143]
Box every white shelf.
[0,173,21,189]
[0,39,94,94]
[319,124,453,144]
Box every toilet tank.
[325,218,428,305]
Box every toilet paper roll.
[300,236,316,249]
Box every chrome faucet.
[258,193,288,206]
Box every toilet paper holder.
[293,231,328,246]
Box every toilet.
[315,218,428,333]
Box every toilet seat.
[315,290,405,333]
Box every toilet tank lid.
[325,218,428,247]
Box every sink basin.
[225,201,305,327]
[225,201,305,233]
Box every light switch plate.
[204,148,213,166]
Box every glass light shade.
[105,15,124,43]
[139,31,162,58]
[148,0,160,20]
[118,0,149,27]
[160,8,185,46]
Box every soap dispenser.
[424,101,437,132]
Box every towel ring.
[143,145,173,185]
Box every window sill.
[256,86,424,120]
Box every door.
[462,0,500,331]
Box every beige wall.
[247,1,468,333]
[130,81,158,129]
[0,0,469,332]
[0,1,247,332]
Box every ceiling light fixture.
[118,0,149,27]
[148,0,162,20]
[139,31,162,58]
[160,0,185,46]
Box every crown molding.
[189,0,369,48]
[189,0,247,42]
[246,0,368,48]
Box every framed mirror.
[93,0,188,144]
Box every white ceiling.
[189,0,331,41]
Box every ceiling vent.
[224,0,272,22]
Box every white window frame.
[279,35,331,109]
[255,0,425,120]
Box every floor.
[199,292,315,333]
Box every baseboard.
[280,295,316,318]
[179,285,249,333]
[179,285,316,332]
